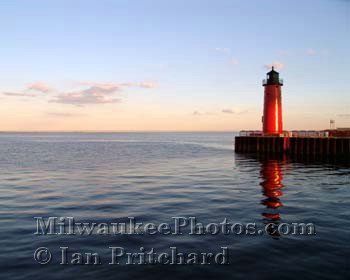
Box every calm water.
[0,132,349,279]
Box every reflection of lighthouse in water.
[259,159,285,236]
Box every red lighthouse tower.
[262,67,283,135]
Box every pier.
[235,68,350,159]
[235,134,350,159]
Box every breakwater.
[235,136,350,158]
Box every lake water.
[0,132,349,279]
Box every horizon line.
[0,130,240,133]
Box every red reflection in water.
[260,159,285,224]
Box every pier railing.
[239,130,330,137]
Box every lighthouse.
[235,67,349,159]
[262,67,283,135]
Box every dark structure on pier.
[235,135,350,158]
[235,68,350,159]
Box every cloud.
[222,108,248,114]
[78,81,157,89]
[4,79,157,105]
[2,91,36,97]
[50,85,121,106]
[277,50,289,56]
[77,81,121,89]
[193,108,248,116]
[306,48,316,55]
[222,109,234,114]
[214,48,241,67]
[230,58,239,65]
[205,112,218,116]
[139,82,157,88]
[119,82,136,87]
[2,81,54,98]
[46,112,87,117]
[27,81,54,93]
[264,61,284,70]
[214,48,230,53]
[192,111,219,116]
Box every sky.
[0,0,349,131]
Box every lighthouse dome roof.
[267,66,279,74]
[263,66,283,86]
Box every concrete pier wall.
[235,136,350,158]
